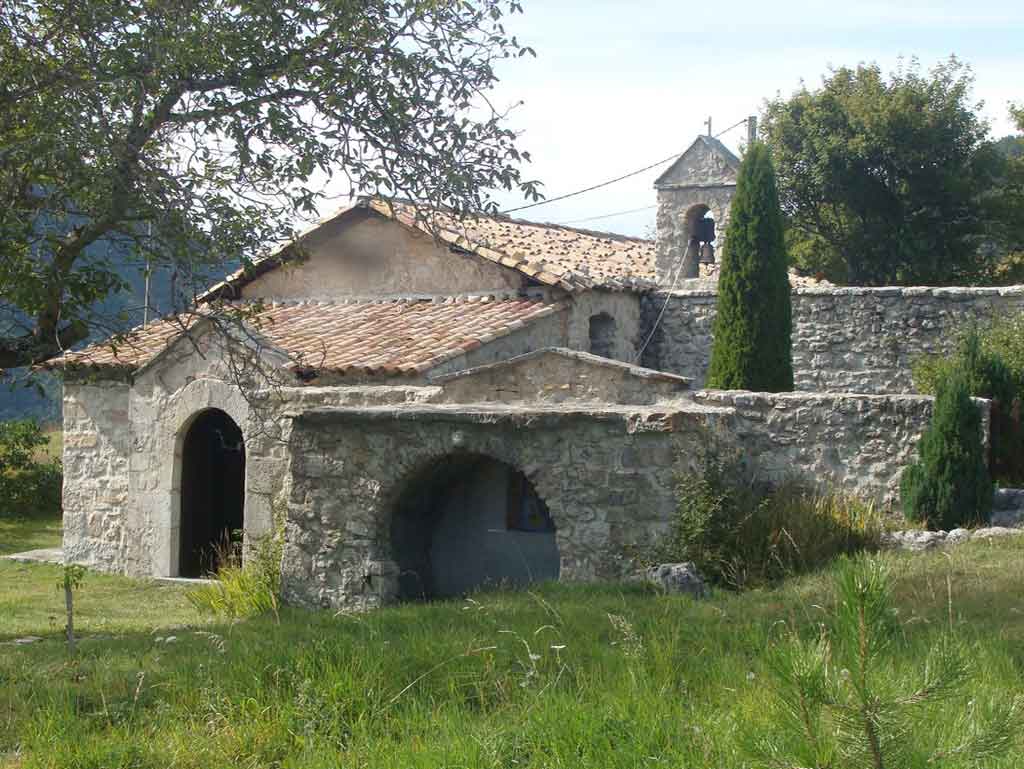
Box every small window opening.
[588,312,616,359]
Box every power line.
[634,243,691,363]
[501,151,681,215]
[556,204,657,225]
[502,116,752,216]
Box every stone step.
[2,548,63,565]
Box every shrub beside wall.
[648,446,882,590]
[913,317,1024,485]
[901,372,992,530]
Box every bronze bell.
[699,242,715,264]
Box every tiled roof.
[200,198,656,301]
[373,200,656,291]
[53,296,567,377]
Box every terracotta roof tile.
[201,198,656,301]
[374,200,656,291]
[54,296,567,378]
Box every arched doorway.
[179,408,246,577]
[390,454,559,600]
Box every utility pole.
[705,116,712,137]
[143,221,152,326]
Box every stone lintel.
[289,404,688,430]
[428,347,693,388]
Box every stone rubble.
[882,526,1024,552]
[644,563,707,599]
[991,488,1024,528]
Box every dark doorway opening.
[390,453,559,600]
[179,409,245,577]
[588,312,617,358]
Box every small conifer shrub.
[901,371,992,529]
[913,322,1024,485]
[749,558,1024,768]
[706,142,793,392]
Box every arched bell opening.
[681,203,717,277]
[178,408,246,577]
[389,453,559,601]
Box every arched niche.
[388,452,560,600]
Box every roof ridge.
[453,212,652,245]
[202,196,656,303]
[229,292,552,309]
[376,195,652,243]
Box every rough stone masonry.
[640,286,1024,393]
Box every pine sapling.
[748,557,1023,768]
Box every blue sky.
[481,0,1023,237]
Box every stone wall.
[279,386,950,609]
[565,290,643,363]
[693,390,989,508]
[62,383,131,569]
[641,286,1024,393]
[65,352,950,603]
[280,405,703,610]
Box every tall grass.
[720,481,885,588]
[186,511,284,620]
[3,540,1024,768]
[645,447,884,590]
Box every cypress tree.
[705,142,793,391]
[901,371,992,530]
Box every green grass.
[0,512,61,557]
[0,425,62,557]
[3,537,1024,768]
[0,560,204,640]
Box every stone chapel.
[51,136,1024,609]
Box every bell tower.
[653,134,741,285]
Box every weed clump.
[187,511,285,620]
[647,446,883,590]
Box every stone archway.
[388,452,560,600]
[178,408,246,577]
